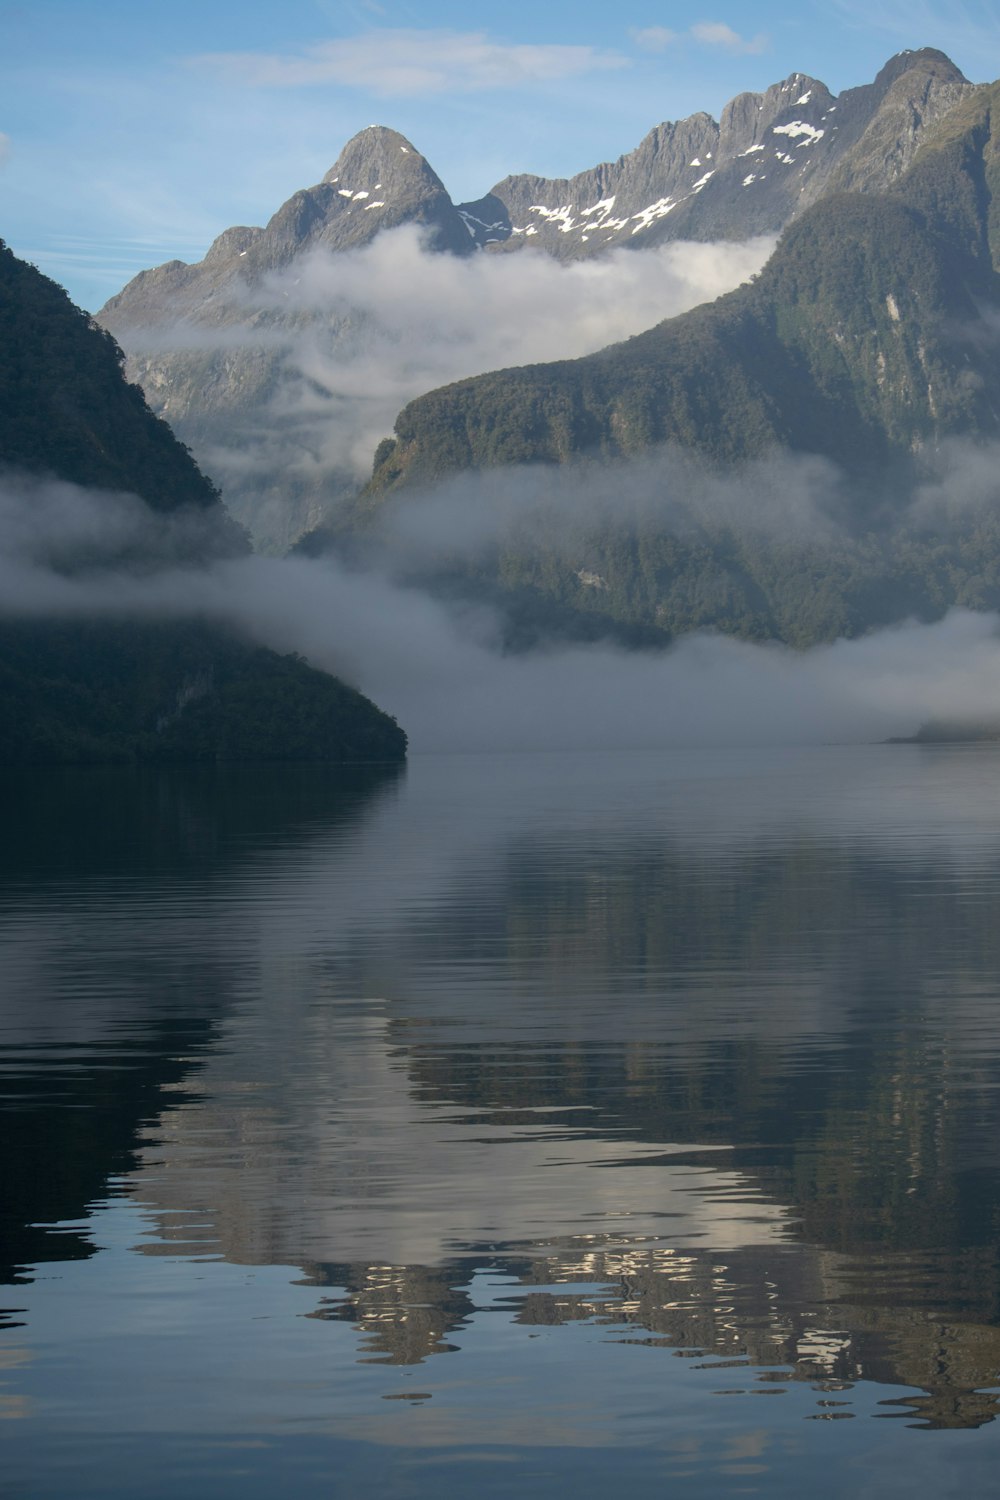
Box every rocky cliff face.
[466,50,971,257]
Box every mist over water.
[8,429,1000,750]
[4,471,1000,747]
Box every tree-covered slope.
[0,244,406,763]
[0,239,230,518]
[0,620,406,765]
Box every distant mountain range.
[98,48,972,551]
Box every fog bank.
[5,467,1000,750]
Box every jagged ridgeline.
[481,48,970,257]
[351,83,1000,648]
[0,241,405,764]
[98,49,971,552]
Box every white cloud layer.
[190,29,629,96]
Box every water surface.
[4,747,1000,1496]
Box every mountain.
[370,83,1000,485]
[98,127,478,552]
[0,240,406,764]
[1,236,232,527]
[342,83,1000,649]
[461,49,971,257]
[97,51,972,552]
[101,126,474,333]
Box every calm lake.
[4,746,1000,1497]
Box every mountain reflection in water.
[5,747,1000,1497]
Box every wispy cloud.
[0,133,10,168]
[189,29,629,97]
[628,21,769,58]
[629,27,678,53]
[690,22,769,55]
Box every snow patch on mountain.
[773,121,825,145]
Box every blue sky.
[3,0,1000,311]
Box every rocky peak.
[872,47,967,92]
[826,49,974,197]
[718,73,834,158]
[100,126,475,332]
[202,225,263,267]
[322,125,448,197]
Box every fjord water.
[4,748,1000,1497]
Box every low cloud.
[5,470,1000,754]
[374,447,848,569]
[0,473,239,610]
[124,226,773,531]
[250,228,772,476]
[189,30,629,96]
[907,437,1000,525]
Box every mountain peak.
[322,126,447,196]
[874,47,968,90]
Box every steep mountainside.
[0,240,229,522]
[467,50,971,258]
[0,243,405,763]
[98,52,973,552]
[344,85,1000,649]
[368,85,1000,489]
